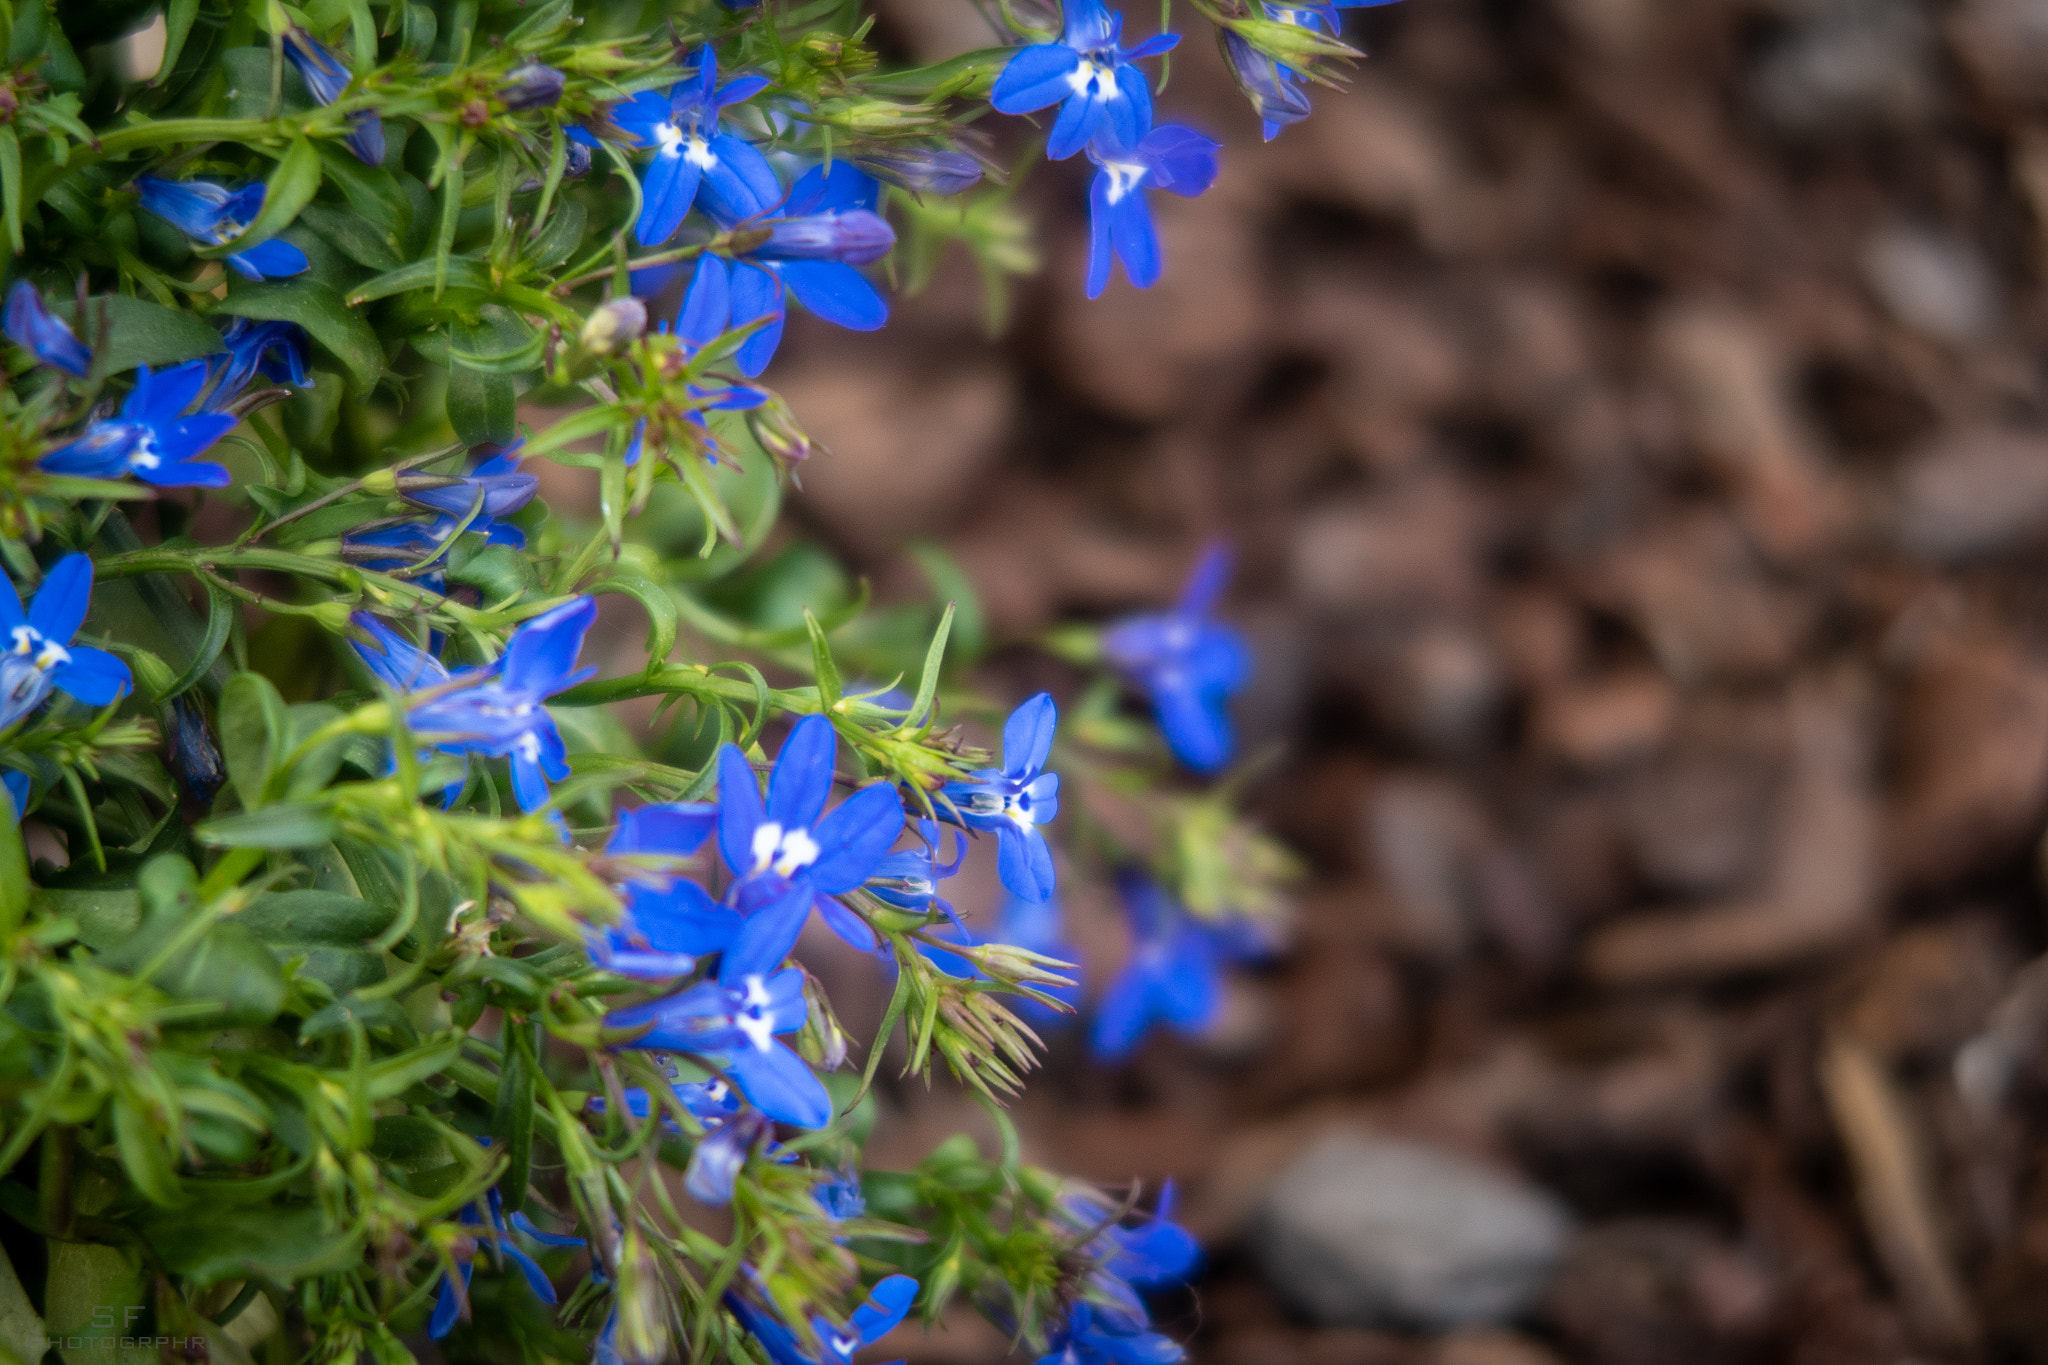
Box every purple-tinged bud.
[500,63,567,111]
[4,282,90,376]
[564,141,594,179]
[752,208,895,265]
[164,694,225,805]
[580,297,647,355]
[853,147,983,196]
[1220,30,1312,140]
[746,392,823,468]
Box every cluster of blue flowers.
[1039,1184,1202,1364]
[1222,0,1407,140]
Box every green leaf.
[157,921,288,1023]
[346,255,490,303]
[196,804,338,850]
[40,886,141,950]
[297,201,402,272]
[0,1244,44,1365]
[218,672,288,809]
[159,578,233,703]
[363,1036,461,1099]
[143,1204,366,1287]
[0,128,22,256]
[591,574,677,667]
[0,794,26,935]
[446,313,519,446]
[908,601,954,726]
[154,0,201,84]
[490,1024,535,1211]
[527,195,585,269]
[113,1096,184,1206]
[316,143,413,244]
[201,136,321,258]
[805,608,843,708]
[220,275,383,394]
[239,889,395,993]
[53,294,224,377]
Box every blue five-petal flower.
[589,801,736,978]
[573,47,778,246]
[724,1274,918,1365]
[1101,543,1249,773]
[348,598,597,813]
[663,163,893,377]
[1084,124,1221,298]
[604,967,831,1128]
[3,283,90,376]
[0,554,131,733]
[134,176,310,281]
[282,27,385,166]
[1089,872,1222,1063]
[708,712,906,977]
[938,692,1061,903]
[40,362,237,488]
[989,0,1180,161]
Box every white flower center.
[1066,60,1118,100]
[1103,159,1148,205]
[749,821,820,876]
[735,973,778,1052]
[682,135,718,170]
[9,626,66,672]
[130,431,161,471]
[1004,789,1036,831]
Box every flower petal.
[716,742,768,874]
[1153,679,1233,774]
[499,597,597,698]
[766,712,837,830]
[996,825,1056,903]
[990,43,1083,115]
[729,263,786,375]
[678,254,733,346]
[807,782,906,893]
[723,1041,832,1128]
[636,147,705,248]
[1000,692,1058,780]
[27,553,92,646]
[775,260,886,331]
[699,134,782,226]
[851,1276,920,1344]
[50,645,131,708]
[718,882,813,980]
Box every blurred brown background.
[763,0,2048,1360]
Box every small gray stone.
[1256,1132,1573,1330]
[1862,224,2001,344]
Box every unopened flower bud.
[1220,30,1311,139]
[500,63,567,111]
[755,209,895,265]
[580,297,647,355]
[746,392,823,468]
[854,148,982,196]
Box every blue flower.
[348,598,597,813]
[705,712,906,979]
[723,1275,918,1365]
[133,177,310,281]
[590,801,734,978]
[1223,1,1405,139]
[400,445,539,521]
[989,0,1179,161]
[0,555,131,733]
[587,1074,780,1204]
[1101,543,1249,773]
[209,318,309,404]
[815,1168,865,1220]
[605,967,831,1128]
[1089,874,1221,1063]
[282,27,385,166]
[427,1184,582,1339]
[41,361,237,488]
[1034,1303,1185,1365]
[666,164,892,378]
[1083,124,1219,298]
[1060,1182,1201,1329]
[572,47,778,246]
[868,818,966,923]
[938,692,1060,903]
[4,283,89,376]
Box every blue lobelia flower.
[428,1183,583,1339]
[208,318,309,405]
[1089,873,1221,1063]
[41,362,238,488]
[938,692,1060,904]
[571,47,778,247]
[282,27,385,165]
[1059,1182,1201,1331]
[1083,124,1220,298]
[589,800,736,979]
[1219,29,1310,142]
[724,1274,918,1365]
[604,967,831,1128]
[1101,542,1249,773]
[134,177,310,281]
[1034,1303,1185,1365]
[0,555,135,732]
[989,0,1179,161]
[348,598,597,813]
[868,818,966,927]
[815,1167,865,1220]
[666,163,892,378]
[400,444,539,521]
[4,283,90,376]
[707,713,905,979]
